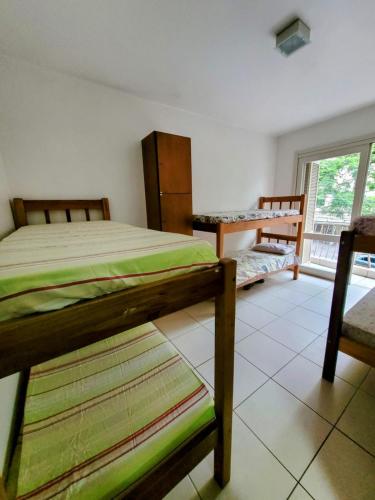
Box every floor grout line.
[234,409,300,483]
[335,427,375,459]
[165,275,374,498]
[294,372,366,492]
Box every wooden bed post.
[214,258,236,487]
[12,198,27,229]
[0,477,8,500]
[101,198,111,220]
[323,230,354,382]
[256,197,265,244]
[216,223,224,258]
[293,194,306,280]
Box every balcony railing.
[309,220,374,269]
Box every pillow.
[252,242,295,255]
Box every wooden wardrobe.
[142,131,193,236]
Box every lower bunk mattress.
[230,248,298,286]
[7,323,215,499]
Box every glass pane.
[353,144,375,273]
[314,153,360,232]
[304,153,361,269]
[361,144,375,216]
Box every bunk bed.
[323,217,375,382]
[0,198,236,500]
[193,195,306,287]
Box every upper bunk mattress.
[0,221,218,322]
[193,208,300,224]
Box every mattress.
[0,221,218,321]
[7,322,215,499]
[342,288,375,348]
[350,215,375,235]
[193,208,300,224]
[231,248,298,285]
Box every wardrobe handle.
[160,192,164,196]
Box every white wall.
[0,152,18,477]
[0,152,13,238]
[0,56,276,252]
[275,103,375,194]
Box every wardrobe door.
[142,132,162,230]
[156,133,192,194]
[160,194,193,235]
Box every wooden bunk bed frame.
[193,194,306,280]
[323,229,375,382]
[0,198,236,500]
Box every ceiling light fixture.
[276,18,310,56]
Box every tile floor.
[156,271,375,500]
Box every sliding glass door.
[297,140,374,278]
[355,144,375,278]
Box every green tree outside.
[316,147,375,219]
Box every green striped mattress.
[7,322,215,499]
[0,221,218,322]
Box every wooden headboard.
[12,198,111,229]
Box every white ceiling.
[1,0,375,136]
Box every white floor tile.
[164,476,200,500]
[274,356,356,424]
[198,352,267,408]
[157,274,373,499]
[284,280,326,296]
[284,307,329,335]
[269,286,311,306]
[185,300,215,324]
[301,296,332,317]
[299,273,333,289]
[154,310,200,339]
[268,271,295,283]
[337,390,375,456]
[301,430,375,500]
[261,317,318,353]
[204,318,255,343]
[238,287,274,302]
[361,368,375,397]
[236,331,295,376]
[301,336,370,387]
[317,288,334,302]
[288,485,313,499]
[236,380,332,478]
[172,326,214,367]
[262,277,287,288]
[236,285,272,302]
[356,277,375,289]
[350,273,366,285]
[236,301,277,329]
[246,293,296,316]
[346,284,370,308]
[190,414,296,500]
